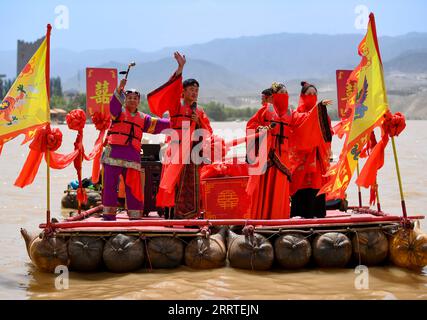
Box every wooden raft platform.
[39,207,424,236]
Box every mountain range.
[1,32,427,117]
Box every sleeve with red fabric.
[291,104,331,150]
[147,73,183,117]
[197,109,213,135]
[246,107,267,131]
[143,114,171,134]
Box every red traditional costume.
[289,93,333,218]
[246,93,331,220]
[147,72,213,218]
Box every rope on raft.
[254,224,399,235]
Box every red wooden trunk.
[200,176,251,219]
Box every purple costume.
[101,90,170,219]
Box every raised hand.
[174,51,186,75]
[191,113,200,125]
[321,99,334,106]
[118,78,127,93]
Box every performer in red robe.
[289,82,333,218]
[147,52,213,219]
[246,82,331,219]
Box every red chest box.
[200,176,251,219]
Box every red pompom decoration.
[29,125,62,152]
[66,109,86,131]
[91,111,111,131]
[383,111,406,137]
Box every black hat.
[300,81,317,94]
[183,78,199,88]
[261,88,273,96]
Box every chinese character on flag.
[336,70,354,120]
[86,68,117,116]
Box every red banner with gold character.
[85,68,117,116]
[336,70,354,120]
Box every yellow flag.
[0,29,50,152]
[319,13,389,199]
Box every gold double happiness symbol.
[217,190,239,210]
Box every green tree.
[0,78,15,99]
[51,95,66,109]
[50,77,63,97]
[203,101,227,121]
[65,93,86,112]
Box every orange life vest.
[170,103,196,127]
[169,103,204,142]
[107,109,145,151]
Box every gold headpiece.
[271,82,286,94]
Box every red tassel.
[369,185,377,206]
[90,112,110,183]
[77,187,88,204]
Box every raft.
[21,205,427,273]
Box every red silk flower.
[66,109,86,131]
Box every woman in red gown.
[246,82,332,219]
[289,82,333,218]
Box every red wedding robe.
[246,94,330,219]
[289,96,333,196]
[147,72,213,211]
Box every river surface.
[0,121,426,300]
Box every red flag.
[147,73,183,117]
[86,68,117,116]
[336,70,354,120]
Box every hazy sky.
[1,0,427,51]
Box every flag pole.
[45,24,52,227]
[391,136,407,220]
[101,96,105,192]
[370,12,406,218]
[78,152,82,215]
[356,161,363,207]
[375,182,382,212]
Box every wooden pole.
[46,150,51,225]
[375,182,382,212]
[356,161,363,207]
[77,152,82,215]
[391,136,407,219]
[45,24,52,227]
